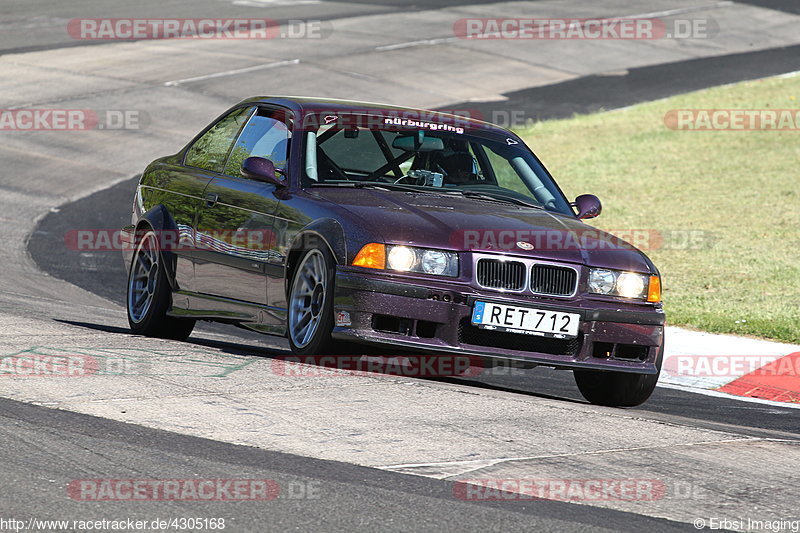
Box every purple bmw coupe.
[122,97,664,406]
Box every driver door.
[194,106,292,307]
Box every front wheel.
[287,246,337,355]
[127,229,195,341]
[573,369,659,407]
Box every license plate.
[471,301,580,339]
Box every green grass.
[514,74,800,344]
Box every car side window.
[185,107,253,173]
[224,108,291,178]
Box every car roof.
[237,95,514,136]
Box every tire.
[287,246,337,355]
[574,346,663,407]
[127,229,195,341]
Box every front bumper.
[332,269,665,375]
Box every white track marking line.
[164,58,300,87]
[232,0,320,6]
[376,37,459,52]
[623,1,733,20]
[377,437,765,474]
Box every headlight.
[588,269,615,295]
[616,272,646,299]
[589,268,659,302]
[387,246,417,271]
[354,243,458,277]
[387,245,458,276]
[421,250,449,275]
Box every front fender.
[131,205,180,289]
[288,218,347,266]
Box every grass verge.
[515,73,800,344]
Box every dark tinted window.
[185,107,252,173]
[224,108,291,177]
[303,113,573,215]
[320,127,403,173]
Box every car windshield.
[301,113,574,215]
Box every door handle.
[205,193,219,207]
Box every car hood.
[310,188,655,273]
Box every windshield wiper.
[310,182,546,209]
[449,190,545,209]
[310,181,432,193]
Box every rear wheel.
[127,229,195,341]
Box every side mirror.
[572,194,602,219]
[241,157,286,186]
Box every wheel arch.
[133,205,180,290]
[285,218,346,291]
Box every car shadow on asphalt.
[425,375,586,405]
[53,319,289,358]
[54,318,585,405]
